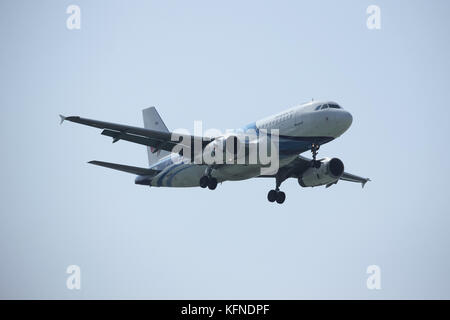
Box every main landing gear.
[311,143,321,168]
[200,176,217,190]
[267,188,286,204]
[267,143,321,203]
[267,174,286,204]
[200,167,218,190]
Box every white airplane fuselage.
[142,101,353,188]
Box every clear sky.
[1,0,449,299]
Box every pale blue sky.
[1,0,449,299]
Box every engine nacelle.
[298,157,344,187]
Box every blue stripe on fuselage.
[240,122,258,133]
[277,136,333,155]
[167,163,194,187]
[156,162,184,187]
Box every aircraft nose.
[336,110,353,133]
[344,111,353,128]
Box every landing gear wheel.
[207,178,218,190]
[267,190,277,202]
[199,176,209,188]
[276,191,286,204]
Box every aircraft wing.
[88,160,160,176]
[339,172,371,188]
[260,155,370,188]
[60,115,212,155]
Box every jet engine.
[298,157,344,187]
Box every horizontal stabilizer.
[88,160,160,176]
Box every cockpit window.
[328,104,341,109]
[315,103,342,110]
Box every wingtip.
[362,178,371,188]
[59,114,66,125]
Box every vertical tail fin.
[142,107,170,166]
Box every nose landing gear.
[311,143,321,168]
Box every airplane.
[60,100,370,204]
